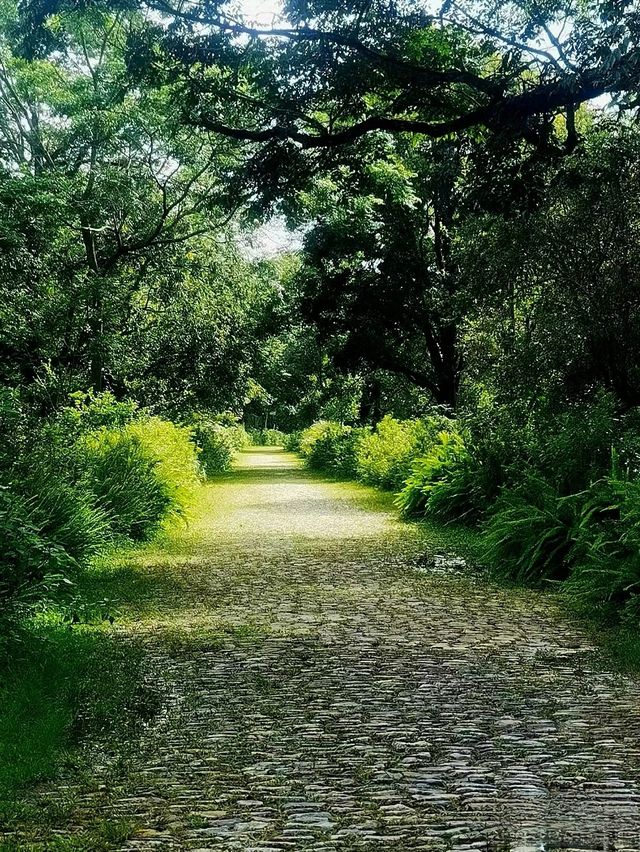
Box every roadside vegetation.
[0,391,257,810]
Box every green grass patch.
[0,620,157,816]
[0,817,137,851]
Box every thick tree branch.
[190,71,613,148]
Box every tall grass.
[80,430,174,541]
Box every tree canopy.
[3,0,640,424]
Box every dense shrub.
[356,415,452,491]
[283,431,302,452]
[125,418,201,509]
[299,421,366,477]
[80,431,172,541]
[1,447,110,607]
[482,475,580,584]
[535,395,620,493]
[1,394,202,607]
[565,474,640,621]
[60,390,139,434]
[463,392,623,498]
[26,471,110,565]
[0,487,72,603]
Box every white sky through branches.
[237,0,284,26]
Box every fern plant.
[396,431,468,517]
[566,473,640,619]
[482,474,581,584]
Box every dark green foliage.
[283,431,302,452]
[0,451,109,608]
[482,475,580,584]
[397,431,468,517]
[0,487,71,602]
[566,474,640,622]
[0,395,201,605]
[26,469,110,565]
[422,451,496,525]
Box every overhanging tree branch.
[190,71,614,148]
[152,0,500,96]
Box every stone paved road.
[7,449,640,850]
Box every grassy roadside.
[0,528,197,831]
[0,622,154,801]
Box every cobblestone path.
[7,449,640,851]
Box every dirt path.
[8,449,640,850]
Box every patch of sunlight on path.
[5,449,640,852]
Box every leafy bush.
[191,420,235,474]
[299,421,365,477]
[228,424,252,450]
[397,431,470,517]
[1,455,110,606]
[60,390,139,434]
[125,418,201,510]
[463,392,621,498]
[355,415,452,491]
[482,474,580,584]
[534,395,619,493]
[81,418,200,539]
[0,487,72,603]
[80,431,173,541]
